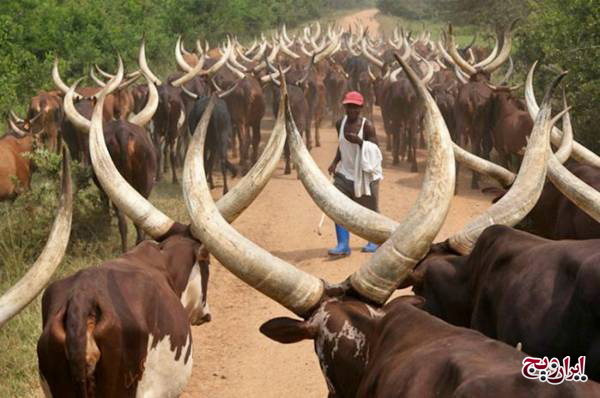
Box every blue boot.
[361,242,379,253]
[328,224,351,256]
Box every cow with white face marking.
[36,69,289,397]
[183,53,600,396]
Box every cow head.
[260,296,425,398]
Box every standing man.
[327,91,383,256]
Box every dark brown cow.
[324,59,348,126]
[448,21,517,188]
[489,85,532,170]
[261,296,600,397]
[410,225,600,381]
[187,57,600,397]
[64,74,159,251]
[26,90,63,153]
[0,124,33,200]
[488,162,600,240]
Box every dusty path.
[338,8,381,33]
[182,111,494,396]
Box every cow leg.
[170,139,178,184]
[392,129,400,165]
[163,142,169,174]
[153,131,163,182]
[251,121,261,165]
[115,205,128,252]
[205,149,215,190]
[283,139,292,175]
[410,129,418,173]
[238,124,250,175]
[220,153,229,195]
[471,139,482,189]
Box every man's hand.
[344,133,363,146]
[328,162,337,175]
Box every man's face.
[344,104,362,121]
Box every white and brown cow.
[36,65,289,397]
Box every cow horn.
[526,66,600,222]
[349,53,455,304]
[473,36,499,69]
[9,110,24,124]
[53,59,82,100]
[89,89,175,238]
[183,87,324,317]
[181,85,199,99]
[454,65,470,84]
[196,39,204,56]
[368,65,377,81]
[226,62,246,80]
[95,64,114,79]
[525,61,600,168]
[453,142,515,187]
[63,79,91,132]
[483,81,522,92]
[390,66,403,83]
[0,146,73,328]
[554,90,573,164]
[90,67,106,87]
[361,39,384,69]
[8,118,28,137]
[449,71,567,255]
[139,40,163,85]
[280,38,300,59]
[128,74,158,128]
[480,19,518,74]
[447,26,477,76]
[436,40,456,68]
[176,35,193,73]
[171,52,211,87]
[216,79,241,99]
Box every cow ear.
[260,317,316,344]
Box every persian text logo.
[522,356,588,384]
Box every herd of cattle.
[1,16,600,397]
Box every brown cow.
[38,86,288,397]
[26,90,63,153]
[0,122,33,200]
[64,73,159,251]
[185,57,599,398]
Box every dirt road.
[182,96,493,397]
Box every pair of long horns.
[184,53,455,313]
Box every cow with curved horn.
[0,147,72,328]
[25,90,64,153]
[307,60,600,380]
[139,39,228,183]
[447,20,518,189]
[37,73,289,397]
[0,117,36,200]
[184,80,240,194]
[262,64,310,175]
[64,65,159,252]
[183,57,599,397]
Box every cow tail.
[65,295,101,398]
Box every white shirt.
[335,116,383,197]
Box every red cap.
[342,91,364,106]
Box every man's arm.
[363,120,379,147]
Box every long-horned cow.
[36,75,289,397]
[183,56,599,397]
